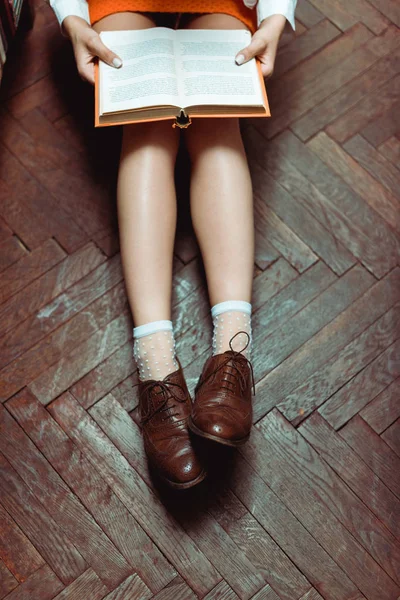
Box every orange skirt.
[89,0,257,32]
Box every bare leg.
[183,14,255,307]
[94,13,180,327]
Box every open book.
[95,28,270,127]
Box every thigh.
[92,11,156,33]
[181,11,249,31]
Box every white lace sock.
[133,320,179,382]
[211,300,252,360]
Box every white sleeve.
[49,0,90,26]
[256,0,297,30]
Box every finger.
[235,35,266,65]
[260,56,274,78]
[260,43,278,78]
[86,34,123,68]
[243,0,258,7]
[77,61,95,85]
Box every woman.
[47,0,297,489]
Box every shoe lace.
[196,331,255,396]
[133,378,187,424]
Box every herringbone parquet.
[0,0,399,598]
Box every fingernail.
[112,57,123,68]
[235,54,245,65]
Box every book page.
[175,29,264,108]
[99,29,181,115]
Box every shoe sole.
[159,468,208,490]
[188,417,250,447]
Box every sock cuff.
[211,300,252,317]
[133,319,173,339]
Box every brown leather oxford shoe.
[137,359,207,489]
[188,339,255,447]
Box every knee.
[184,118,244,160]
[122,120,180,158]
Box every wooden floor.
[0,0,399,598]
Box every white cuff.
[49,0,90,26]
[133,320,173,339]
[211,301,252,317]
[256,0,297,30]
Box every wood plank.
[203,581,239,600]
[382,418,400,457]
[28,311,131,405]
[274,19,340,78]
[0,238,66,305]
[254,227,281,272]
[254,264,377,419]
[0,452,86,584]
[299,590,324,600]
[361,378,400,433]
[230,455,359,600]
[1,565,63,600]
[262,26,400,139]
[0,242,105,339]
[340,415,400,499]
[0,404,132,590]
[102,574,152,600]
[244,131,356,275]
[254,199,318,272]
[307,133,400,235]
[253,261,342,381]
[327,73,400,143]
[307,0,358,30]
[361,101,400,146]
[295,0,324,27]
[70,341,134,409]
[6,388,175,594]
[52,569,107,600]
[366,0,400,27]
[0,139,87,253]
[48,392,220,598]
[251,585,281,600]
[322,0,390,35]
[88,394,265,600]
[225,513,310,600]
[0,503,44,582]
[319,339,400,429]
[278,304,400,425]
[0,282,128,402]
[270,131,400,276]
[0,560,18,599]
[0,236,27,274]
[267,22,373,112]
[0,110,114,236]
[0,254,124,370]
[343,134,400,198]
[378,135,400,167]
[299,412,400,540]
[150,577,197,600]
[0,216,12,240]
[109,374,137,413]
[243,410,400,598]
[309,0,389,32]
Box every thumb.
[235,35,265,65]
[87,34,123,68]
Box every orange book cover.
[94,49,270,128]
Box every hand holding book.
[63,14,123,84]
[235,13,287,78]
